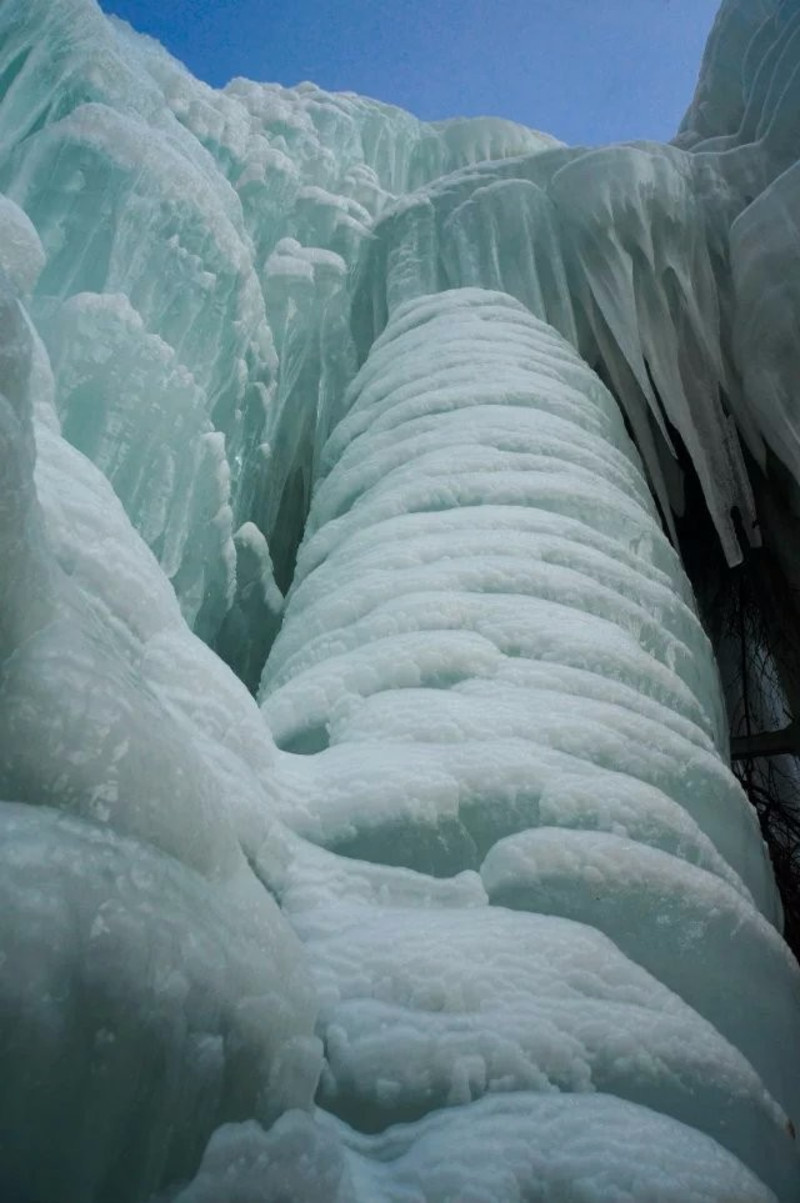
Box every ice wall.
[0,0,556,651]
[1,0,800,1199]
[0,208,324,1202]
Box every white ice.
[1,0,800,1199]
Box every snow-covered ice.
[1,0,800,1199]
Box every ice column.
[261,289,800,1199]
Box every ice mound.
[175,1098,778,1203]
[0,805,319,1203]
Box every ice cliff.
[1,0,800,1200]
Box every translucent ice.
[2,0,800,1200]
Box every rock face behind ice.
[1,0,800,1201]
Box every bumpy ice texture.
[1,0,800,1200]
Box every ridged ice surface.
[2,0,800,1200]
[260,291,799,1200]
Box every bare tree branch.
[731,722,800,761]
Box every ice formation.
[1,0,800,1200]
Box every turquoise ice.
[1,0,799,1199]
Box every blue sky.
[99,0,721,146]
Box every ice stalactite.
[2,0,800,1200]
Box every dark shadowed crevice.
[269,463,311,596]
[674,428,800,960]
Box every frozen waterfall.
[1,0,800,1200]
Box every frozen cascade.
[1,0,800,1200]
